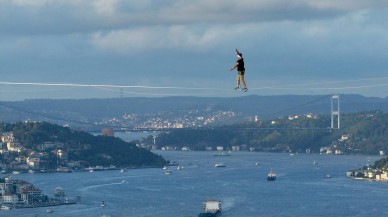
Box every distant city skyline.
[1,0,388,101]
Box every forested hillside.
[153,111,388,155]
[0,122,167,168]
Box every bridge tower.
[331,95,340,129]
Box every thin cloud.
[2,0,388,36]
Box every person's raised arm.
[235,48,241,56]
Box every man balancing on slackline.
[229,48,248,92]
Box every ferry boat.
[267,169,277,181]
[198,199,221,217]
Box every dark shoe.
[234,87,239,90]
[242,88,248,92]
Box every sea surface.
[2,151,387,217]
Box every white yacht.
[215,163,226,168]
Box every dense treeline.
[154,111,388,155]
[0,122,167,167]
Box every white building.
[2,194,19,203]
[216,146,224,151]
[205,147,213,151]
[231,146,240,151]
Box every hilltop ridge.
[1,94,388,131]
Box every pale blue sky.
[1,0,388,100]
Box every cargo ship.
[198,199,221,217]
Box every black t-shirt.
[237,58,245,71]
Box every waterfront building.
[216,146,224,151]
[20,186,42,205]
[231,146,240,151]
[2,193,18,203]
[27,157,40,169]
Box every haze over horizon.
[1,0,388,101]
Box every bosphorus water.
[3,151,387,217]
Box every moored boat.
[0,205,11,210]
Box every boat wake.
[220,197,238,211]
[79,181,129,192]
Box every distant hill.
[153,110,388,155]
[0,122,167,168]
[0,94,387,130]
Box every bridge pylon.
[331,94,340,129]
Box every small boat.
[121,180,128,184]
[12,171,20,174]
[1,170,7,174]
[46,208,54,213]
[162,166,168,170]
[255,162,260,166]
[313,161,318,165]
[120,168,127,172]
[214,163,226,168]
[28,170,35,174]
[89,169,94,173]
[213,152,231,157]
[101,201,106,207]
[0,205,11,210]
[325,174,332,179]
[164,170,172,175]
[267,169,276,181]
[198,199,221,217]
[177,165,183,170]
